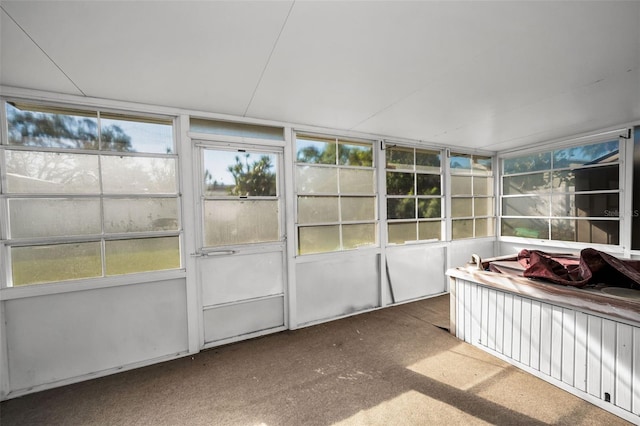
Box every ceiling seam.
[1,5,86,96]
[242,0,295,117]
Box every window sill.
[0,269,187,301]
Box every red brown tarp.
[517,248,640,289]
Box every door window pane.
[9,198,101,238]
[342,224,376,249]
[296,166,337,194]
[204,200,279,247]
[298,196,339,224]
[106,237,180,275]
[11,242,102,286]
[5,151,100,194]
[298,226,340,254]
[104,198,178,233]
[204,150,277,197]
[101,156,176,194]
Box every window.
[450,153,495,239]
[501,140,620,245]
[295,134,376,254]
[1,101,181,286]
[385,145,443,244]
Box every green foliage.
[227,154,276,196]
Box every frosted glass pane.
[338,141,373,166]
[298,226,339,254]
[341,197,375,221]
[501,218,549,239]
[452,198,473,218]
[339,169,374,193]
[101,156,176,194]
[418,198,441,218]
[473,176,493,196]
[106,237,180,275]
[343,224,376,249]
[502,196,550,216]
[6,103,98,149]
[451,176,471,195]
[476,218,495,237]
[386,146,414,170]
[453,219,474,239]
[503,173,550,195]
[298,196,339,224]
[11,242,102,286]
[417,174,440,195]
[101,116,173,154]
[296,165,337,193]
[204,150,277,197]
[5,151,100,193]
[388,222,416,244]
[9,198,101,238]
[388,198,415,219]
[386,172,414,195]
[474,197,494,216]
[418,221,441,240]
[104,198,178,233]
[204,200,278,246]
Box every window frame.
[499,136,623,247]
[0,99,183,288]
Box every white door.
[194,142,286,346]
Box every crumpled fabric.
[517,248,640,289]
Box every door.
[194,142,286,346]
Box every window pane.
[418,198,441,218]
[341,197,375,221]
[418,221,441,240]
[203,150,277,197]
[452,198,473,218]
[204,200,278,246]
[343,224,376,249]
[101,156,176,194]
[415,149,440,173]
[298,226,340,254]
[503,173,550,195]
[451,176,472,195]
[5,151,100,194]
[339,169,374,194]
[474,198,494,216]
[473,156,492,175]
[551,219,619,245]
[450,154,471,173]
[9,198,101,238]
[296,136,336,164]
[386,172,414,195]
[11,242,102,286]
[553,140,618,168]
[501,218,549,239]
[106,237,180,275]
[298,196,339,224]
[387,198,415,219]
[6,102,98,149]
[386,146,414,170]
[100,116,173,154]
[190,118,283,141]
[416,174,440,195]
[388,222,416,244]
[338,140,373,166]
[553,165,619,192]
[502,196,550,216]
[296,166,337,193]
[104,198,178,233]
[503,152,551,174]
[473,176,493,196]
[452,219,474,239]
[475,218,495,237]
[551,194,619,218]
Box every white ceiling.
[1,1,639,152]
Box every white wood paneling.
[453,278,640,424]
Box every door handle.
[190,250,238,257]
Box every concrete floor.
[0,294,632,425]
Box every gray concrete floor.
[0,295,632,425]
